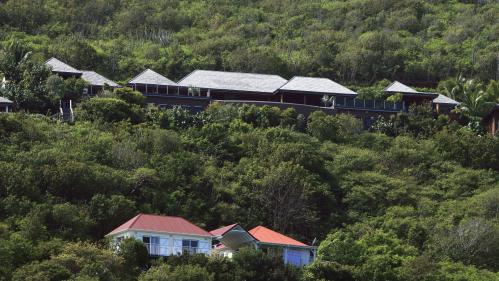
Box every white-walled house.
[106,214,213,257]
[0,96,13,112]
[210,224,317,266]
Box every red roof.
[107,214,212,237]
[210,224,238,236]
[249,226,308,247]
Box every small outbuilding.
[278,76,357,106]
[81,70,119,95]
[432,94,460,114]
[483,104,499,136]
[384,81,438,108]
[0,96,13,112]
[45,57,82,78]
[128,69,179,95]
[210,224,317,267]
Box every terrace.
[335,97,405,112]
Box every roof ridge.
[177,69,199,84]
[383,80,397,91]
[128,68,151,83]
[128,213,143,229]
[186,69,286,79]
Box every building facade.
[210,224,317,267]
[0,97,13,112]
[484,105,499,136]
[107,214,213,257]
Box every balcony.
[335,97,404,112]
[143,243,204,257]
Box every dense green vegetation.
[1,92,499,280]
[0,0,498,84]
[1,1,499,280]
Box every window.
[182,239,199,254]
[143,236,160,256]
[309,250,315,263]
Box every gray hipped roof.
[81,71,118,87]
[45,58,82,74]
[433,94,459,105]
[384,81,419,94]
[129,69,177,86]
[280,76,356,95]
[178,70,288,94]
[0,96,13,104]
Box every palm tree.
[321,95,335,107]
[442,75,495,118]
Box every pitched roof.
[248,226,308,247]
[45,58,82,74]
[210,224,238,236]
[129,69,177,86]
[107,214,212,237]
[0,96,13,104]
[280,76,356,95]
[384,81,419,94]
[177,70,288,94]
[433,94,459,105]
[81,71,118,87]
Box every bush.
[114,87,146,107]
[307,111,340,142]
[139,264,214,281]
[77,97,144,123]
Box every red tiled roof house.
[106,214,213,257]
[210,224,317,266]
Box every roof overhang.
[279,89,357,96]
[106,228,214,238]
[182,86,278,95]
[257,241,318,250]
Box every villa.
[210,224,317,266]
[106,214,213,257]
[43,57,464,129]
[45,57,119,95]
[107,214,317,266]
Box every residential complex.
[107,214,316,267]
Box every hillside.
[0,0,498,84]
[1,102,499,280]
[1,1,499,280]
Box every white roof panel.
[280,76,356,95]
[433,94,459,105]
[178,70,287,94]
[129,69,177,86]
[384,81,419,94]
[45,58,82,74]
[0,96,13,104]
[81,71,118,87]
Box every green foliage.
[139,264,214,281]
[1,102,499,280]
[12,242,124,281]
[307,111,340,142]
[118,238,150,279]
[1,1,497,84]
[232,247,299,281]
[77,97,144,124]
[114,87,146,107]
